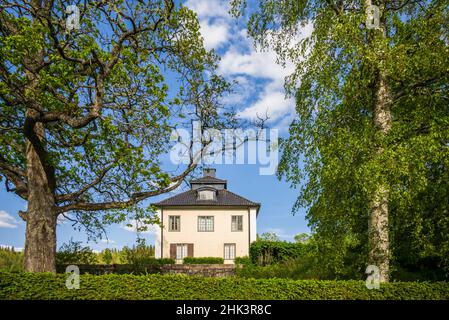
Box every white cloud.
[237,86,295,122]
[219,23,313,124]
[57,213,74,225]
[186,0,231,50]
[261,228,295,241]
[121,219,158,235]
[0,244,23,251]
[0,210,19,228]
[185,0,229,20]
[199,20,230,50]
[100,239,115,244]
[219,47,294,82]
[186,0,314,125]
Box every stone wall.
[161,264,236,277]
[57,263,237,277]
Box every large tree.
[232,0,448,281]
[0,0,232,272]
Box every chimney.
[203,168,216,177]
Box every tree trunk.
[23,120,57,273]
[365,0,392,282]
[368,61,392,283]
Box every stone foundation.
[161,264,236,277]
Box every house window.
[176,244,188,260]
[224,243,236,260]
[168,216,180,231]
[231,215,243,232]
[198,216,214,232]
[198,190,215,200]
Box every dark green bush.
[183,257,224,264]
[56,258,176,275]
[56,239,98,265]
[0,271,448,300]
[250,241,306,266]
[158,258,175,265]
[0,248,23,272]
[234,256,252,265]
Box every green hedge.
[250,241,306,266]
[56,259,176,275]
[183,257,224,264]
[1,271,448,300]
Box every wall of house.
[154,207,257,264]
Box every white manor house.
[154,169,260,263]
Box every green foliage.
[56,258,175,275]
[0,0,233,242]
[1,271,448,300]
[119,241,156,269]
[250,240,306,266]
[232,0,449,279]
[56,239,97,265]
[258,232,280,242]
[234,256,252,265]
[158,258,175,265]
[102,249,113,265]
[294,233,310,244]
[183,257,224,264]
[0,248,23,272]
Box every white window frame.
[198,190,215,200]
[198,216,214,232]
[168,215,180,232]
[176,244,188,260]
[231,215,243,232]
[224,243,236,260]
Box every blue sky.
[0,0,313,252]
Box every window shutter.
[170,244,176,259]
[187,244,194,257]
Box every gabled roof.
[153,189,260,209]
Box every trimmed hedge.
[56,259,176,275]
[0,271,448,300]
[183,257,224,264]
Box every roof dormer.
[196,187,217,201]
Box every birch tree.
[232,0,448,281]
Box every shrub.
[250,240,306,266]
[56,239,97,265]
[158,258,175,265]
[102,249,113,265]
[234,256,252,265]
[56,258,175,275]
[0,271,448,300]
[0,248,23,272]
[120,243,155,266]
[183,257,224,264]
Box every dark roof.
[153,189,260,208]
[190,176,227,184]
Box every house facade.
[154,169,260,264]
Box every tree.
[294,233,310,244]
[0,0,233,272]
[56,239,97,265]
[102,248,112,265]
[232,0,448,281]
[259,232,281,242]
